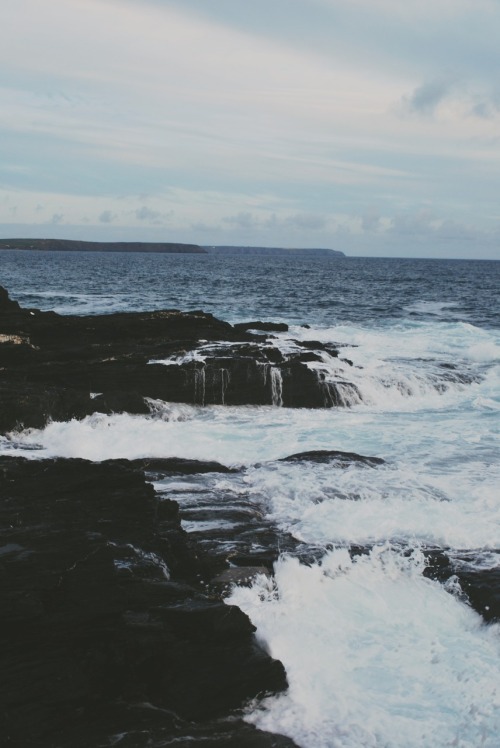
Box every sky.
[1,0,500,259]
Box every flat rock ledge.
[0,286,357,433]
[0,456,296,747]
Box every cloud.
[389,208,437,235]
[401,78,500,125]
[469,91,500,120]
[222,211,328,233]
[285,213,326,230]
[388,208,482,243]
[361,213,382,232]
[403,78,455,116]
[135,206,162,222]
[190,220,221,233]
[98,210,116,223]
[51,213,64,224]
[222,212,257,229]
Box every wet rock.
[0,381,96,434]
[291,339,340,357]
[423,550,500,624]
[281,449,385,466]
[0,285,361,431]
[128,457,238,476]
[458,569,500,622]
[234,321,289,333]
[211,565,272,592]
[0,457,288,745]
[280,363,361,408]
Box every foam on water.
[268,319,499,412]
[404,300,462,317]
[228,546,500,748]
[3,382,498,557]
[234,456,500,551]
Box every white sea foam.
[286,319,499,366]
[267,320,500,412]
[237,455,500,551]
[404,300,461,316]
[228,546,500,748]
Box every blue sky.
[1,0,499,258]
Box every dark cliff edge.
[0,238,206,253]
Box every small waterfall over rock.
[194,365,231,405]
[270,367,283,407]
[260,363,284,406]
[315,371,362,407]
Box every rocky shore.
[1,286,498,746]
[0,287,344,746]
[0,286,359,434]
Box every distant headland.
[205,245,345,257]
[0,238,205,254]
[0,238,345,258]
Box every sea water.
[1,250,499,747]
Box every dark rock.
[281,449,385,466]
[280,362,361,408]
[234,321,289,333]
[0,285,363,432]
[423,550,500,624]
[458,569,500,622]
[44,712,299,748]
[291,339,340,357]
[128,457,238,475]
[38,710,299,748]
[0,381,95,433]
[0,285,22,312]
[0,457,288,745]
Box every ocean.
[1,250,500,747]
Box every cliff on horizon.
[0,238,206,253]
[204,245,345,257]
[0,239,346,258]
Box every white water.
[2,316,500,747]
[228,547,500,748]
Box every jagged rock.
[0,457,289,745]
[423,550,500,623]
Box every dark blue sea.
[1,250,498,328]
[2,250,500,747]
